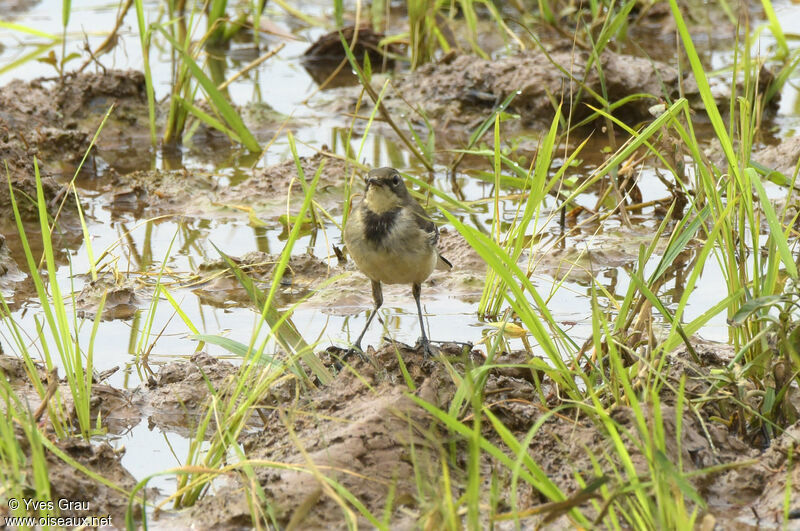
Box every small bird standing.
[344,167,452,356]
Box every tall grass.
[665,0,800,441]
[373,0,798,526]
[0,378,54,521]
[129,0,263,151]
[3,161,108,439]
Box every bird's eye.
[392,175,400,186]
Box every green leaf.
[727,295,784,326]
[191,334,281,366]
[749,167,798,279]
[655,451,706,508]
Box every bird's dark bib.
[363,207,400,244]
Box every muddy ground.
[182,341,798,529]
[0,355,143,524]
[0,57,784,229]
[5,335,796,528]
[0,67,737,319]
[0,21,799,529]
[333,44,778,148]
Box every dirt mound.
[0,70,147,216]
[753,135,800,177]
[386,47,697,133]
[187,342,471,528]
[74,271,145,321]
[303,25,402,88]
[139,352,241,436]
[194,251,335,308]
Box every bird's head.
[363,167,410,213]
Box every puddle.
[1,0,800,527]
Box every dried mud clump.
[221,152,350,208]
[753,134,800,177]
[388,47,700,135]
[75,271,143,321]
[140,352,242,434]
[188,342,471,529]
[53,70,146,124]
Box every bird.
[344,167,452,357]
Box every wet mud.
[137,352,243,436]
[43,218,486,325]
[194,251,334,308]
[74,272,144,321]
[0,354,143,523]
[303,25,401,88]
[0,0,40,15]
[754,135,800,178]
[185,342,471,529]
[361,47,696,142]
[0,69,296,223]
[3,336,799,527]
[0,232,24,295]
[125,340,795,529]
[189,227,487,315]
[105,152,351,221]
[0,353,139,434]
[338,44,781,149]
[45,438,143,522]
[0,70,149,214]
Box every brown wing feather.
[409,198,453,270]
[408,200,438,246]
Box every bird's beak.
[366,177,382,187]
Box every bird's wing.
[409,201,439,246]
[410,201,453,271]
[436,254,453,271]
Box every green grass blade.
[749,167,798,279]
[133,0,157,146]
[0,20,59,39]
[156,25,261,153]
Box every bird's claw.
[345,346,371,364]
[416,338,436,358]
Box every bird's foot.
[415,338,437,358]
[344,345,372,364]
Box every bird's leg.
[412,283,434,357]
[351,280,383,360]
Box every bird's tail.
[437,254,453,271]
